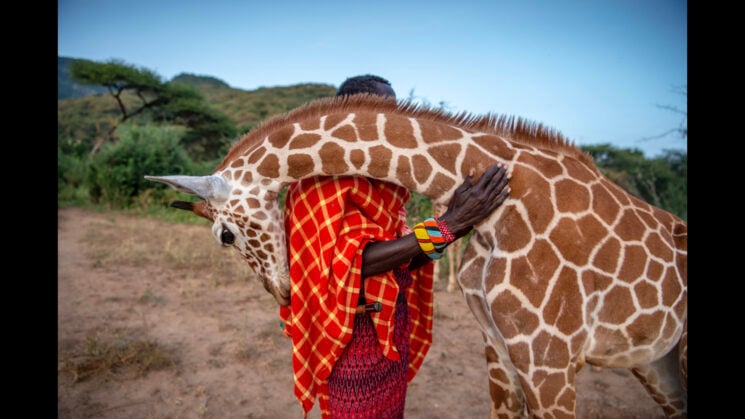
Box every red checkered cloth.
[279,176,434,418]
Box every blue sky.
[58,0,687,158]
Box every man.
[280,75,510,418]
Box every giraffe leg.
[482,333,527,418]
[457,239,526,418]
[630,343,687,418]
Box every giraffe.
[146,94,687,418]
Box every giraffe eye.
[220,228,235,245]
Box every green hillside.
[58,56,336,157]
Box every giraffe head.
[144,174,291,306]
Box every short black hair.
[336,74,396,98]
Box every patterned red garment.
[279,176,434,418]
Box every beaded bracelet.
[413,216,455,259]
[435,216,456,243]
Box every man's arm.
[361,163,510,278]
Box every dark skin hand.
[361,163,511,278]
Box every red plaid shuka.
[279,176,434,418]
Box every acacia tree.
[70,59,236,159]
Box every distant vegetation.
[58,56,686,223]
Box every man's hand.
[439,163,511,238]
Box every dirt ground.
[57,207,665,418]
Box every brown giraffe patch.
[230,157,245,168]
[644,233,674,261]
[592,237,621,273]
[289,133,322,149]
[549,215,606,266]
[424,173,456,199]
[511,166,554,234]
[618,244,647,283]
[581,270,614,294]
[467,255,503,291]
[556,386,576,413]
[591,183,622,225]
[331,124,358,142]
[615,210,647,242]
[241,171,253,185]
[597,286,635,324]
[626,311,665,346]
[395,155,416,191]
[519,152,565,179]
[490,289,541,338]
[429,143,461,174]
[634,280,659,309]
[660,267,683,307]
[605,181,633,206]
[319,142,349,174]
[543,267,583,335]
[247,146,267,164]
[645,259,664,281]
[510,242,560,307]
[298,117,320,131]
[350,150,365,170]
[367,145,392,178]
[471,134,516,161]
[383,115,417,148]
[532,331,570,368]
[555,179,591,213]
[461,145,495,178]
[637,210,661,230]
[495,206,532,252]
[570,330,588,356]
[508,341,531,370]
[351,112,379,141]
[411,154,432,184]
[534,371,567,412]
[563,157,597,183]
[267,125,294,149]
[661,313,679,341]
[257,154,279,178]
[673,295,686,319]
[322,113,347,131]
[419,119,463,143]
[488,362,510,384]
[287,154,314,179]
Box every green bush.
[86,124,193,207]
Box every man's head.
[336,74,396,99]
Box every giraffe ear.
[144,175,230,203]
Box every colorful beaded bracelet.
[413,216,456,259]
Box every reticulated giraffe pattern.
[147,95,687,418]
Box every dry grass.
[80,213,253,281]
[59,328,177,383]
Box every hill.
[58,56,337,155]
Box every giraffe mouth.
[272,286,290,306]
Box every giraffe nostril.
[221,228,235,245]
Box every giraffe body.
[147,95,687,418]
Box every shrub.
[86,124,193,207]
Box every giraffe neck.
[214,95,580,204]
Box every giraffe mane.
[217,94,597,171]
